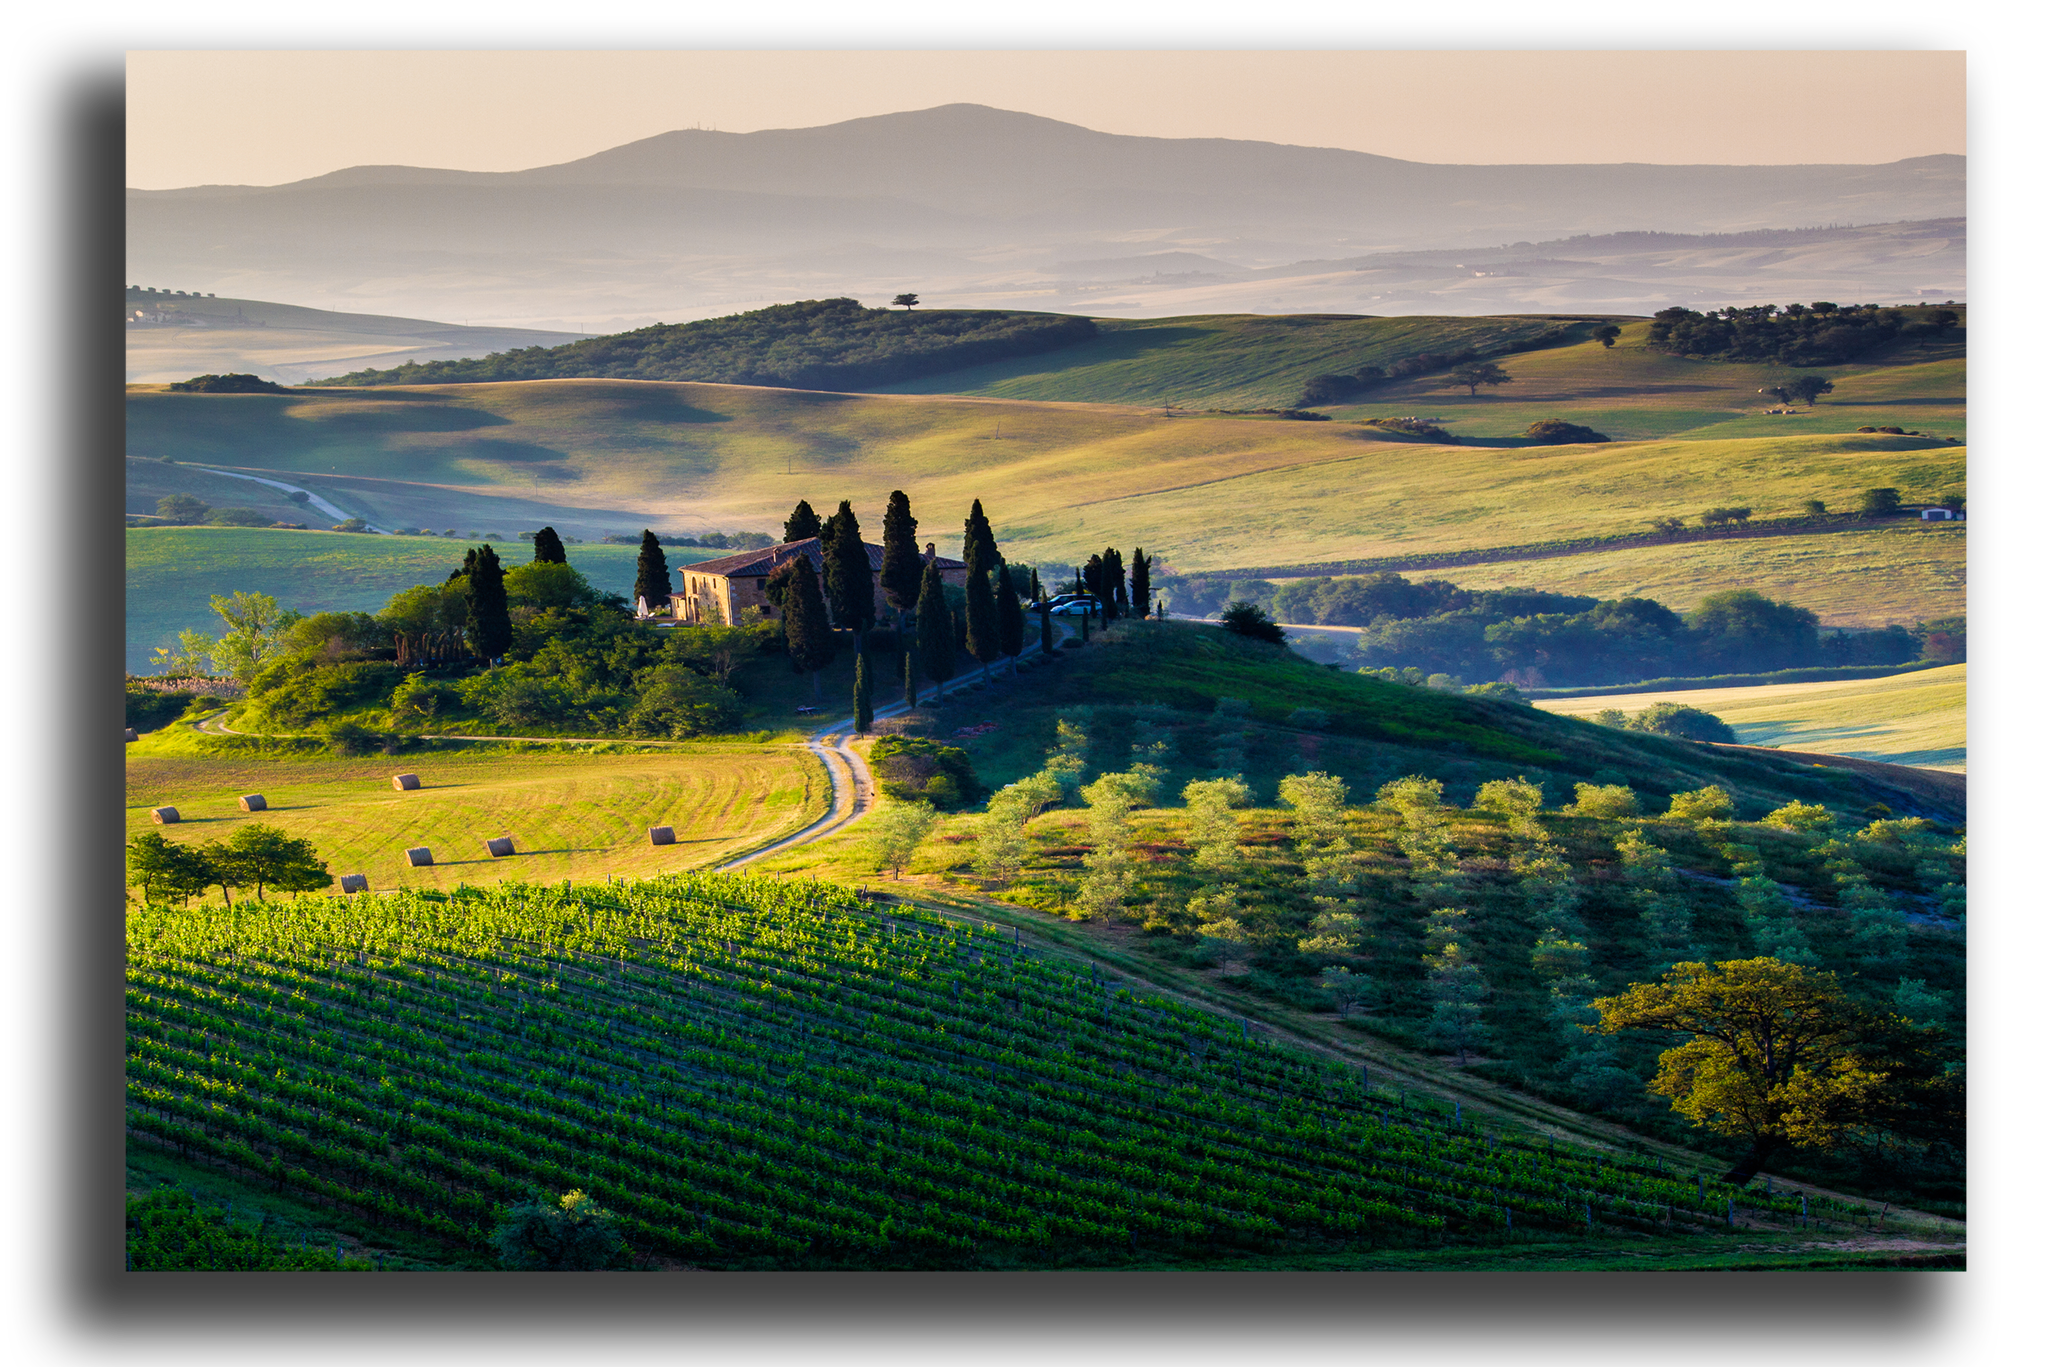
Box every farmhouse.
[673,537,968,626]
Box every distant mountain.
[127,104,1965,328]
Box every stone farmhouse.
[672,537,968,626]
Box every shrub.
[870,736,985,811]
[1698,507,1753,527]
[625,665,744,738]
[205,506,277,527]
[165,373,289,394]
[322,720,381,756]
[254,661,403,728]
[1858,487,1903,517]
[1627,702,1737,744]
[491,1190,628,1270]
[1218,601,1285,644]
[1665,785,1735,823]
[1522,419,1610,444]
[1566,783,1639,819]
[1285,707,1330,731]
[1762,801,1835,832]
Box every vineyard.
[127,874,1852,1269]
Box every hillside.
[125,288,580,385]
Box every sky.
[125,49,1965,190]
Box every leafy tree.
[464,544,513,661]
[530,526,567,564]
[1278,772,1350,849]
[633,530,672,610]
[1628,702,1738,744]
[1218,601,1284,644]
[126,833,213,905]
[890,293,920,310]
[780,555,836,701]
[1182,776,1251,876]
[823,500,874,634]
[1685,589,1820,672]
[1320,967,1380,1018]
[1566,783,1639,819]
[207,591,301,683]
[1666,784,1734,824]
[155,493,210,523]
[915,561,956,699]
[879,490,922,618]
[214,825,331,900]
[1802,499,1828,518]
[1592,958,1947,1183]
[1858,487,1903,518]
[866,800,938,878]
[1761,801,1833,832]
[1593,325,1621,348]
[853,649,874,736]
[783,500,823,543]
[492,1189,628,1270]
[1698,506,1752,527]
[1446,362,1513,396]
[1786,374,1835,406]
[1423,940,1491,1064]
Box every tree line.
[1647,301,1959,367]
[308,298,1098,392]
[127,826,331,904]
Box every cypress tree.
[1102,548,1126,622]
[464,544,512,661]
[1081,554,1104,607]
[634,530,671,610]
[449,547,478,583]
[1130,548,1151,618]
[531,526,567,565]
[903,646,920,709]
[782,556,836,700]
[1028,566,1043,603]
[853,649,874,735]
[1039,600,1054,658]
[963,499,998,579]
[965,565,1000,673]
[783,500,822,543]
[823,500,874,635]
[997,561,1025,672]
[916,561,957,700]
[879,490,922,619]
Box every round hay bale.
[149,807,179,824]
[484,836,515,858]
[339,873,369,894]
[238,794,267,812]
[404,846,433,867]
[125,727,138,743]
[648,825,676,846]
[391,773,421,791]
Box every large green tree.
[1592,958,1951,1184]
[879,490,923,621]
[916,561,957,699]
[126,833,213,905]
[823,500,875,635]
[530,526,567,564]
[465,544,513,660]
[214,825,332,901]
[633,530,671,610]
[783,500,823,543]
[780,555,836,700]
[1447,362,1514,396]
[207,590,301,683]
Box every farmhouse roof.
[683,537,966,579]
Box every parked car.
[1048,599,1099,617]
[1041,593,1093,610]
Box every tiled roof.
[681,537,966,579]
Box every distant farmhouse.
[674,537,967,626]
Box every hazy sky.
[125,50,1965,189]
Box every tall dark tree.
[781,556,837,700]
[1081,554,1104,608]
[783,500,823,543]
[1028,566,1043,603]
[997,561,1025,672]
[853,649,874,735]
[1129,548,1151,619]
[879,490,923,619]
[916,561,957,700]
[962,499,998,579]
[1593,325,1622,349]
[965,563,1000,672]
[448,547,479,583]
[823,500,875,635]
[531,526,567,565]
[1039,600,1055,658]
[464,544,512,660]
[1101,548,1127,622]
[903,647,920,709]
[634,530,672,610]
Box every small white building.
[1920,508,1964,521]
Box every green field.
[1534,665,1968,772]
[123,528,719,674]
[1403,524,1965,629]
[125,731,824,891]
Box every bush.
[1858,487,1904,518]
[1627,702,1737,744]
[165,373,288,394]
[1762,800,1834,832]
[1285,707,1330,731]
[1666,785,1734,822]
[205,506,277,527]
[491,1190,628,1270]
[1218,601,1285,645]
[322,720,382,756]
[870,735,985,810]
[253,661,403,728]
[1522,419,1610,444]
[625,665,744,738]
[1566,783,1639,819]
[126,683,196,731]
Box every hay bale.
[339,874,369,894]
[648,825,676,846]
[238,794,267,812]
[391,773,421,791]
[484,836,515,858]
[124,727,138,743]
[404,846,433,867]
[149,807,179,824]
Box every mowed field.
[1535,664,1967,771]
[123,738,826,893]
[124,528,719,674]
[1409,524,1965,628]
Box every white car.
[1047,599,1098,617]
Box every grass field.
[1534,664,1967,771]
[1396,524,1966,629]
[124,733,825,892]
[124,528,719,674]
[125,378,1964,577]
